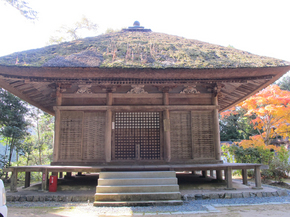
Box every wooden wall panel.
[83,112,106,160]
[169,98,212,105]
[59,111,83,160]
[170,111,192,159]
[191,111,215,159]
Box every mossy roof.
[0,31,289,69]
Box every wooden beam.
[54,105,219,111]
[62,93,106,98]
[61,93,212,99]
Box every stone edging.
[181,190,288,200]
[6,190,288,203]
[6,195,95,202]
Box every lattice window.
[83,112,106,160]
[191,111,215,159]
[170,111,192,159]
[59,111,83,160]
[114,112,161,160]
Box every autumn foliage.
[221,84,290,146]
[221,85,290,180]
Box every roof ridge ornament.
[122,21,152,32]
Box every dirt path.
[7,203,290,217]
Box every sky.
[0,0,289,64]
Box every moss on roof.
[0,31,288,68]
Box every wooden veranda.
[4,163,267,192]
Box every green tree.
[2,0,37,20]
[0,89,29,168]
[220,108,258,141]
[48,16,98,44]
[33,110,54,165]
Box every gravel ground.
[7,185,290,215]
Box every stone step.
[96,185,179,193]
[99,171,176,179]
[93,200,183,206]
[98,177,177,186]
[95,192,181,201]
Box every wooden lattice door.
[112,112,162,160]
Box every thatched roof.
[0,31,288,68]
[0,30,289,115]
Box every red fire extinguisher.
[49,175,58,192]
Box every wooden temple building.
[1,23,290,200]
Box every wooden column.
[53,86,63,162]
[225,167,235,189]
[105,91,113,162]
[210,170,214,177]
[41,169,48,191]
[10,168,18,192]
[24,172,31,188]
[242,169,248,185]
[59,172,63,178]
[202,170,207,178]
[163,92,171,162]
[253,166,263,189]
[53,108,61,162]
[213,95,222,180]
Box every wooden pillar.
[59,172,63,178]
[216,169,223,180]
[225,167,234,189]
[105,91,113,162]
[41,169,48,191]
[65,172,72,178]
[210,170,214,177]
[202,170,207,178]
[253,166,263,189]
[213,95,222,180]
[163,92,171,162]
[192,171,196,175]
[242,169,248,185]
[53,108,61,162]
[24,172,31,188]
[10,168,18,192]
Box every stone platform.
[5,172,288,203]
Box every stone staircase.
[94,171,183,206]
